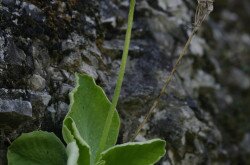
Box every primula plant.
[7,74,166,165]
[7,0,166,165]
[7,0,214,163]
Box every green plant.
[7,0,166,164]
[8,74,166,165]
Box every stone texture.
[0,99,32,130]
[28,74,46,91]
[0,0,250,164]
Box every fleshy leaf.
[99,139,166,165]
[63,123,74,144]
[63,117,90,165]
[7,131,67,165]
[96,160,106,165]
[63,74,120,164]
[66,141,79,165]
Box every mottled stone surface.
[0,0,250,164]
[0,99,32,128]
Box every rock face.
[0,0,250,164]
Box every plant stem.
[131,0,214,141]
[96,0,136,162]
[131,28,198,141]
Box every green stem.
[96,0,136,162]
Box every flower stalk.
[96,0,136,161]
[132,0,214,141]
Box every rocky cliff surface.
[0,0,250,164]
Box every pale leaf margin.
[98,139,166,165]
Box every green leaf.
[66,141,79,165]
[63,117,90,165]
[7,131,67,165]
[96,160,106,165]
[99,139,166,165]
[63,74,120,164]
[62,123,74,144]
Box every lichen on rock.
[0,0,250,164]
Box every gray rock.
[0,35,6,63]
[61,33,86,51]
[28,74,46,91]
[0,99,32,116]
[31,41,50,75]
[227,68,250,89]
[158,0,182,11]
[0,99,32,130]
[79,62,98,79]
[0,0,250,164]
[152,106,221,163]
[46,67,64,82]
[0,88,51,123]
[190,37,206,56]
[57,101,69,120]
[60,83,73,96]
[0,31,33,88]
[2,0,16,6]
[21,2,45,22]
[240,133,250,153]
[101,40,142,58]
[61,52,82,69]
